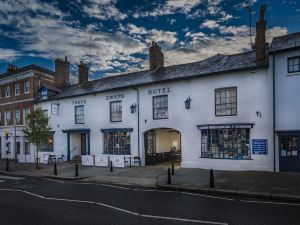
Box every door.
[81,133,87,155]
[144,130,156,165]
[279,135,300,172]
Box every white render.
[37,67,275,171]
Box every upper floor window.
[288,56,300,73]
[110,101,122,122]
[5,111,11,126]
[215,87,237,116]
[15,110,21,125]
[75,105,84,124]
[24,80,30,93]
[23,108,30,125]
[153,95,168,120]
[15,83,20,96]
[5,85,10,97]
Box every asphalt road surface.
[0,174,299,225]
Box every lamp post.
[244,1,253,48]
[13,79,17,164]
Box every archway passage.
[144,128,181,166]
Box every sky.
[0,0,299,82]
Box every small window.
[153,95,168,119]
[75,105,84,124]
[38,132,54,152]
[288,56,300,73]
[215,87,237,116]
[110,101,122,122]
[5,111,11,126]
[5,86,10,97]
[23,108,31,125]
[15,83,20,95]
[15,109,21,125]
[24,80,30,93]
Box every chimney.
[78,61,89,84]
[55,56,70,88]
[6,64,18,73]
[255,5,267,65]
[149,41,164,71]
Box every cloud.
[0,48,21,61]
[201,20,220,29]
[82,0,127,20]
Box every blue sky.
[0,0,299,81]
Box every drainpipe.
[272,54,276,172]
[133,87,140,158]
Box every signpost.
[252,139,268,155]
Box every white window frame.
[5,85,10,97]
[5,111,11,126]
[24,80,30,94]
[15,83,20,96]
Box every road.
[0,174,299,225]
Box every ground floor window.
[38,132,54,152]
[280,136,298,158]
[103,131,131,155]
[201,128,250,159]
[24,142,30,155]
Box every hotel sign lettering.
[72,99,87,105]
[106,94,124,100]
[148,87,171,95]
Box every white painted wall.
[37,67,274,171]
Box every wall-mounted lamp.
[130,103,137,114]
[185,97,192,109]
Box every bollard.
[54,163,57,175]
[75,164,79,177]
[171,162,175,175]
[110,161,113,172]
[210,169,214,188]
[129,157,132,168]
[167,167,171,184]
[6,158,9,172]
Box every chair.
[124,156,132,167]
[57,154,64,163]
[133,156,141,166]
[48,155,57,164]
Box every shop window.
[103,131,131,155]
[110,101,122,122]
[38,133,54,152]
[215,88,237,116]
[153,95,168,119]
[75,105,84,124]
[288,56,300,73]
[280,136,298,158]
[201,128,250,159]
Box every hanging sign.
[252,139,268,155]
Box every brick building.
[0,63,57,160]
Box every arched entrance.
[144,128,181,165]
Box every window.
[0,86,2,98]
[5,111,11,126]
[153,95,168,119]
[24,142,30,155]
[38,132,54,152]
[280,136,298,158]
[201,128,250,159]
[15,110,21,125]
[24,80,30,93]
[15,83,20,95]
[103,131,131,155]
[75,105,84,124]
[5,85,10,97]
[288,56,300,73]
[0,112,2,125]
[110,101,122,122]
[215,88,237,116]
[23,108,30,125]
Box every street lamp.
[244,1,253,48]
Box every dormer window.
[288,56,300,73]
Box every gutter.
[133,87,140,159]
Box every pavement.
[1,174,300,225]
[1,159,300,202]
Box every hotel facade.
[2,6,300,172]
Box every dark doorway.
[144,128,181,165]
[279,134,300,172]
[81,133,87,155]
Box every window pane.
[75,105,84,124]
[110,101,122,122]
[153,95,168,119]
[215,88,237,116]
[103,131,131,155]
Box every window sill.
[199,157,253,160]
[286,72,300,76]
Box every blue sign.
[252,139,268,155]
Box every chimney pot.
[78,61,89,84]
[55,56,70,88]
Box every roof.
[39,84,61,93]
[270,32,300,53]
[46,50,263,101]
[0,64,55,79]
